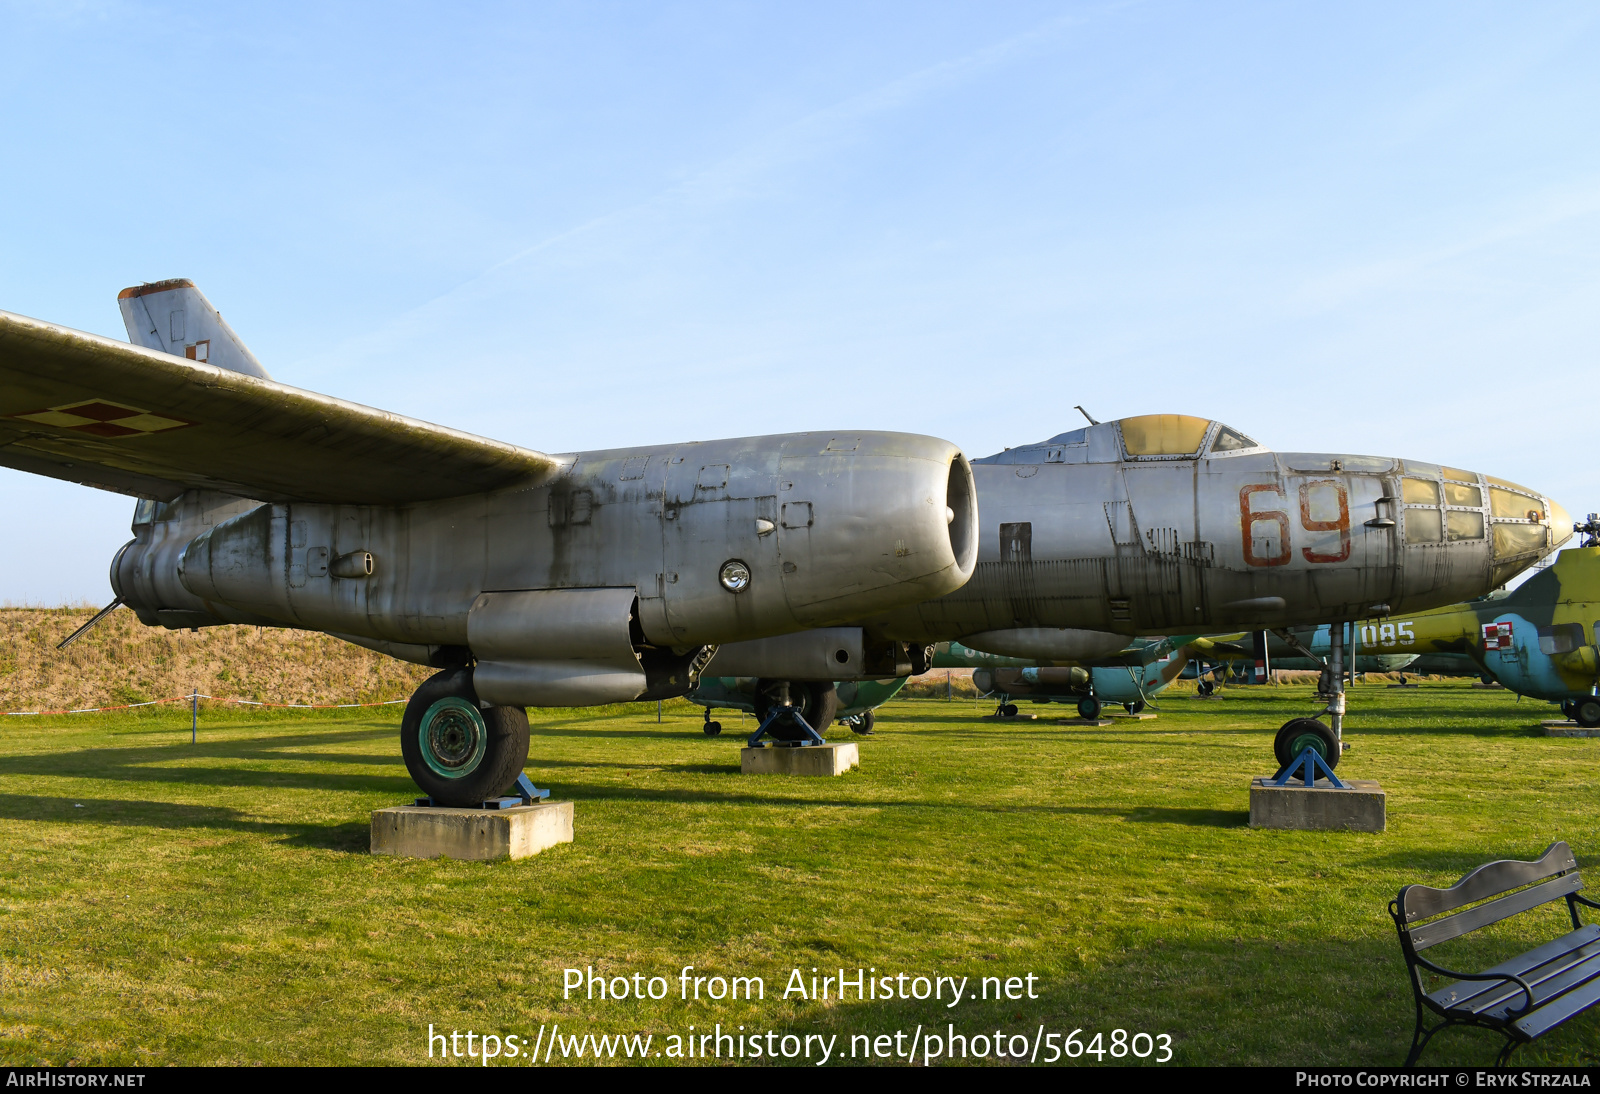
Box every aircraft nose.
[1547,498,1574,551]
[1483,475,1570,583]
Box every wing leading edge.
[0,310,559,504]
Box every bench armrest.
[1411,954,1536,1017]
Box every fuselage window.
[1537,623,1585,656]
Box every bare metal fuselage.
[870,421,1565,644]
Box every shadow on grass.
[532,780,1247,825]
[1,731,417,795]
[0,793,369,852]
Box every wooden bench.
[1391,841,1600,1065]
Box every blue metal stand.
[746,706,826,748]
[414,772,551,810]
[1270,746,1346,789]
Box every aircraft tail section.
[117,279,271,380]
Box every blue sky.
[1,1,1597,602]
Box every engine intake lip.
[945,453,978,579]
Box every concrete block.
[981,713,1037,721]
[1472,682,1503,689]
[371,801,574,861]
[1109,711,1157,720]
[1057,718,1114,727]
[741,742,859,776]
[1543,721,1600,737]
[1249,777,1385,832]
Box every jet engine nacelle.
[113,432,978,705]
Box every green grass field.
[1,682,1597,1067]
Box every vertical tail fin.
[116,279,271,380]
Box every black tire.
[1273,717,1340,771]
[400,667,530,806]
[1077,696,1101,720]
[1125,700,1146,715]
[1576,698,1600,729]
[1002,703,1019,718]
[752,680,841,742]
[1562,699,1579,721]
[703,720,722,736]
[1198,680,1214,697]
[851,710,876,736]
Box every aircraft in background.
[1355,543,1600,725]
[0,280,978,804]
[687,677,905,736]
[706,414,1570,765]
[933,637,1198,720]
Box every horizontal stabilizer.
[0,310,558,503]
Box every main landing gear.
[749,680,840,746]
[846,710,876,736]
[400,667,531,806]
[1563,697,1600,728]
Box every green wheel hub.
[417,696,488,779]
[1285,728,1331,761]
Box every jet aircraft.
[704,414,1570,762]
[0,281,979,804]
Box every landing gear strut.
[400,667,531,806]
[1272,625,1344,772]
[702,707,723,736]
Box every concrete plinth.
[741,742,859,776]
[1542,720,1600,737]
[982,713,1037,721]
[1249,777,1385,832]
[1057,718,1114,727]
[1472,682,1503,689]
[371,801,574,861]
[1109,712,1157,720]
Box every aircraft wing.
[0,310,559,503]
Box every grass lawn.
[0,681,1597,1067]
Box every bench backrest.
[1395,842,1581,951]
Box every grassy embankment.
[1,668,1597,1067]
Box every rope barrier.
[3,694,409,717]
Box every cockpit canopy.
[976,414,1265,466]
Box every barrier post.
[191,687,198,744]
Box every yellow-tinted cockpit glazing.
[1119,415,1212,457]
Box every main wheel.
[703,720,723,736]
[851,710,876,736]
[1576,698,1600,729]
[1197,680,1214,697]
[1124,700,1146,715]
[752,680,841,742]
[400,667,530,806]
[1001,703,1019,717]
[1077,696,1101,720]
[1273,717,1340,771]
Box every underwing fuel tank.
[113,432,977,704]
[875,414,1569,640]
